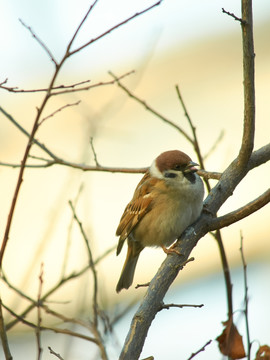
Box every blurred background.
[0,0,270,359]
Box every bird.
[115,150,204,293]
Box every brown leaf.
[216,317,246,359]
[255,345,270,360]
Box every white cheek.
[149,160,163,179]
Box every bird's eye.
[174,164,182,171]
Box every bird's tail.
[116,241,143,293]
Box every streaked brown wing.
[116,171,155,255]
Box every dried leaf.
[216,317,246,359]
[255,345,270,360]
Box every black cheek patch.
[164,172,177,178]
[184,172,196,184]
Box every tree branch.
[19,18,58,66]
[208,188,270,231]
[2,302,100,344]
[118,1,258,358]
[69,1,163,57]
[238,0,255,167]
[109,71,193,143]
[0,298,12,360]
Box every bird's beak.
[184,161,199,173]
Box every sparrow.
[115,150,204,293]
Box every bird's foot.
[161,243,181,256]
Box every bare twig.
[175,84,211,193]
[204,130,225,160]
[5,245,115,331]
[175,84,234,323]
[0,78,8,86]
[0,159,147,173]
[70,1,163,56]
[19,18,58,66]
[90,137,101,167]
[109,71,193,143]
[0,71,134,96]
[1,272,98,333]
[187,340,212,360]
[160,303,204,311]
[2,302,99,344]
[240,232,251,360]
[36,263,44,360]
[68,201,99,325]
[48,347,64,360]
[68,201,108,360]
[0,79,91,93]
[222,8,246,24]
[212,231,233,318]
[135,282,150,289]
[65,0,99,55]
[61,184,84,278]
[0,298,12,360]
[40,101,81,124]
[209,188,270,231]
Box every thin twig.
[0,298,12,360]
[68,201,98,325]
[175,85,211,193]
[187,340,212,360]
[48,347,64,360]
[109,71,193,143]
[135,282,150,289]
[2,302,99,344]
[19,18,58,66]
[0,78,8,86]
[212,231,233,318]
[65,0,100,55]
[204,130,225,160]
[70,1,163,56]
[68,201,108,360]
[0,79,91,93]
[240,232,251,360]
[0,71,134,96]
[176,84,234,324]
[222,8,246,24]
[40,101,81,124]
[160,303,204,311]
[5,245,116,331]
[36,263,44,360]
[61,184,84,278]
[1,272,97,332]
[90,137,100,167]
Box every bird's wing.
[116,171,155,255]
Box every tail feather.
[116,241,143,293]
[116,254,140,293]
